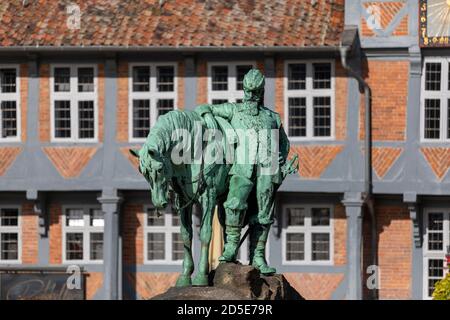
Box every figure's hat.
[243,69,265,91]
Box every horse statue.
[130,109,232,287]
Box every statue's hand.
[202,112,218,131]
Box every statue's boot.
[218,222,242,262]
[250,224,276,275]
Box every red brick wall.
[39,64,50,142]
[363,205,412,299]
[0,147,22,176]
[42,147,98,178]
[360,60,409,141]
[49,203,62,264]
[197,60,207,105]
[284,273,344,300]
[123,203,145,265]
[289,145,344,179]
[85,272,103,300]
[420,147,450,181]
[125,272,178,299]
[117,61,129,142]
[21,202,38,264]
[360,2,409,37]
[20,64,28,141]
[177,61,185,109]
[334,204,347,266]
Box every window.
[129,63,177,141]
[282,205,333,264]
[63,207,103,263]
[0,66,20,141]
[0,207,20,263]
[423,209,450,299]
[208,62,255,104]
[420,58,450,141]
[51,65,98,142]
[285,61,335,140]
[144,206,182,264]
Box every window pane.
[425,63,441,91]
[157,99,174,117]
[288,64,306,90]
[428,259,444,297]
[312,233,330,260]
[428,212,444,251]
[90,209,104,227]
[0,69,16,93]
[313,97,331,137]
[78,100,95,139]
[66,209,84,227]
[288,97,306,137]
[1,233,18,260]
[236,65,253,90]
[147,232,165,260]
[147,208,164,226]
[132,66,150,92]
[132,99,150,138]
[172,233,184,261]
[286,233,304,261]
[424,99,441,139]
[54,67,71,92]
[212,99,228,104]
[66,233,83,260]
[172,213,180,226]
[287,208,305,226]
[54,100,71,138]
[236,99,243,103]
[157,66,174,92]
[1,101,17,138]
[0,208,18,226]
[78,68,94,92]
[90,232,103,260]
[313,63,331,89]
[212,66,228,91]
[312,208,330,226]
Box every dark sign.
[0,272,85,300]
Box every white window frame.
[50,64,98,143]
[420,57,450,142]
[143,205,183,265]
[0,205,21,264]
[62,205,103,264]
[422,208,450,299]
[284,60,335,141]
[128,62,178,143]
[0,65,21,142]
[207,61,256,104]
[281,204,334,265]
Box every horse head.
[130,146,172,210]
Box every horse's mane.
[145,110,200,155]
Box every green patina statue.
[131,69,298,287]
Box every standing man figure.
[195,69,293,275]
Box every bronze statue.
[131,69,298,287]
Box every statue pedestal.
[151,263,304,300]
